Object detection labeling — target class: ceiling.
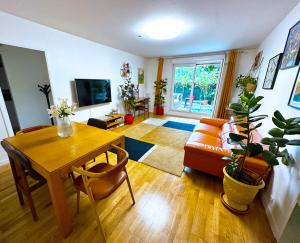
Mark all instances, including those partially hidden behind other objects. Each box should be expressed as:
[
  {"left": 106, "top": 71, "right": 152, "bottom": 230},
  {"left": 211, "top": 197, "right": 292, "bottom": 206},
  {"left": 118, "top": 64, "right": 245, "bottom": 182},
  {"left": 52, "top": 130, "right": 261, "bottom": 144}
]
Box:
[{"left": 0, "top": 0, "right": 298, "bottom": 57}]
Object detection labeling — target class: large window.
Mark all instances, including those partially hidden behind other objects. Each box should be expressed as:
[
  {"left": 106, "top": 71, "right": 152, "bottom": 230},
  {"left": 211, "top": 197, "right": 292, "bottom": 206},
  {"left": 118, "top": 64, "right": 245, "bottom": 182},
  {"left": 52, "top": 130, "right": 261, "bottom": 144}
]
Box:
[{"left": 171, "top": 62, "right": 223, "bottom": 116}]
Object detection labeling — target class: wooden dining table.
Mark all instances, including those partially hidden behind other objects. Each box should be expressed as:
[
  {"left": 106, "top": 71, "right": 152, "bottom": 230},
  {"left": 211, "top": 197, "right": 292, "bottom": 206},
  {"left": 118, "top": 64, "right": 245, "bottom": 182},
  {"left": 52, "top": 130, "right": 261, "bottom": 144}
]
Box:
[{"left": 4, "top": 122, "right": 125, "bottom": 237}]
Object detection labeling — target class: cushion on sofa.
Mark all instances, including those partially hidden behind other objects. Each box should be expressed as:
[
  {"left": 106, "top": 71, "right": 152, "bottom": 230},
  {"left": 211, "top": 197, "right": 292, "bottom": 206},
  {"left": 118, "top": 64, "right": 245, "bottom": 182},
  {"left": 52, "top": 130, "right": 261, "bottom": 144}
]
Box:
[
  {"left": 187, "top": 132, "right": 221, "bottom": 147},
  {"left": 194, "top": 123, "right": 222, "bottom": 137}
]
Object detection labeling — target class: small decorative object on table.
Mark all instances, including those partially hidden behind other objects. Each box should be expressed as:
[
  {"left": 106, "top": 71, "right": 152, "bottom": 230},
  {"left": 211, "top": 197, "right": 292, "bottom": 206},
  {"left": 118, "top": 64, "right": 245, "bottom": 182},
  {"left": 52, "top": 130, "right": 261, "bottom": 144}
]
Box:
[
  {"left": 47, "top": 99, "right": 77, "bottom": 138},
  {"left": 119, "top": 78, "right": 138, "bottom": 124}
]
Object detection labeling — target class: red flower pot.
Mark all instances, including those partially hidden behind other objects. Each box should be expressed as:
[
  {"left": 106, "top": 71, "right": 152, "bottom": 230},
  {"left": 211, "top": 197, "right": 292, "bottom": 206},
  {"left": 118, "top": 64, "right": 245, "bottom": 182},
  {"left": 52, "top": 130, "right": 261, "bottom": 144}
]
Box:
[
  {"left": 124, "top": 114, "right": 134, "bottom": 124},
  {"left": 156, "top": 106, "right": 164, "bottom": 115}
]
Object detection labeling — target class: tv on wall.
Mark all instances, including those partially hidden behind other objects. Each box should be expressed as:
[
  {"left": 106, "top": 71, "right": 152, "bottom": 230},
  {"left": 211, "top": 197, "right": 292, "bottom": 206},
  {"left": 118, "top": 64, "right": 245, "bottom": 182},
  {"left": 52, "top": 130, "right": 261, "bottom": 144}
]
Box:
[{"left": 75, "top": 79, "right": 112, "bottom": 107}]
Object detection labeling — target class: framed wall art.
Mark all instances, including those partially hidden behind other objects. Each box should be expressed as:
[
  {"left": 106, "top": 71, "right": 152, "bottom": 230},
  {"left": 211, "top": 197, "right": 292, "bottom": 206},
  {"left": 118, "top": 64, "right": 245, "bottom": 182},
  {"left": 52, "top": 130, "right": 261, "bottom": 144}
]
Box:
[
  {"left": 281, "top": 20, "right": 300, "bottom": 70},
  {"left": 263, "top": 53, "right": 282, "bottom": 89},
  {"left": 288, "top": 67, "right": 300, "bottom": 109},
  {"left": 138, "top": 68, "right": 144, "bottom": 84}
]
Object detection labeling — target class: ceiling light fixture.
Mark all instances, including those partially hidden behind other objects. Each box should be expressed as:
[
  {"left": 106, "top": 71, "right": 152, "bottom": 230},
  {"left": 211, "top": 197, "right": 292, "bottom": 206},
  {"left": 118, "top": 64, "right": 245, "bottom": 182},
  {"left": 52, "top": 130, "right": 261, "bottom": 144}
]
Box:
[{"left": 143, "top": 19, "right": 185, "bottom": 40}]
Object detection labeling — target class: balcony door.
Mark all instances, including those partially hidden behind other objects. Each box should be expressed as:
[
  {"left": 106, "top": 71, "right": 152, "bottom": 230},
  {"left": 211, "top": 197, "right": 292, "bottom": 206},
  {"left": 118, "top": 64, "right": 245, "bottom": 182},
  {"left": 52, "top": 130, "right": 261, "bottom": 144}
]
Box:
[{"left": 171, "top": 61, "right": 223, "bottom": 116}]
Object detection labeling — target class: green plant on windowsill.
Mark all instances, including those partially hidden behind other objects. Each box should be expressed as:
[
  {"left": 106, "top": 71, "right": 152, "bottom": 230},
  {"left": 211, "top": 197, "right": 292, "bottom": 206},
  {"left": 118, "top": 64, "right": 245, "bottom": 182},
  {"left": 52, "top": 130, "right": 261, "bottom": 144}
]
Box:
[{"left": 222, "top": 92, "right": 300, "bottom": 213}]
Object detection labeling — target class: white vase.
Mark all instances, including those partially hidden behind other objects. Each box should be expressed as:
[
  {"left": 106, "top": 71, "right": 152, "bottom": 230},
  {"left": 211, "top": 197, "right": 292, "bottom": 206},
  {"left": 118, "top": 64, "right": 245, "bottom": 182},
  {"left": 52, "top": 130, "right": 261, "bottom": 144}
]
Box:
[{"left": 57, "top": 117, "right": 73, "bottom": 138}]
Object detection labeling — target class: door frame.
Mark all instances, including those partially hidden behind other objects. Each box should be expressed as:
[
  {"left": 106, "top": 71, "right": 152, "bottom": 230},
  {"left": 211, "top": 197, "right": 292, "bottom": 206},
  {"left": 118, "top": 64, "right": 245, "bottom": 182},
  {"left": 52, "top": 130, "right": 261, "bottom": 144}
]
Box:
[{"left": 169, "top": 59, "right": 225, "bottom": 117}]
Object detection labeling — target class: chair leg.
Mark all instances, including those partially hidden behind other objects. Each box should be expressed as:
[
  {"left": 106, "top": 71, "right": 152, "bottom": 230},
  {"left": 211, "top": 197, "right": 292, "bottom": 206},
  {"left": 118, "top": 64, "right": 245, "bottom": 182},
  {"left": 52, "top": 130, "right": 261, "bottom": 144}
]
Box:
[
  {"left": 16, "top": 186, "right": 25, "bottom": 206},
  {"left": 26, "top": 192, "right": 38, "bottom": 221},
  {"left": 90, "top": 199, "right": 106, "bottom": 242},
  {"left": 105, "top": 152, "right": 109, "bottom": 164},
  {"left": 76, "top": 190, "right": 80, "bottom": 214},
  {"left": 125, "top": 176, "right": 135, "bottom": 205}
]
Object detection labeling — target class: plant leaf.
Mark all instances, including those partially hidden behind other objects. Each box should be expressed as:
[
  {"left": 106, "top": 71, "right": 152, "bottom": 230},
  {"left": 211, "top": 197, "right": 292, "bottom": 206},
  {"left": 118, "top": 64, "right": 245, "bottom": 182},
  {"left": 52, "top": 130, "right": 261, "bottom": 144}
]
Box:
[
  {"left": 274, "top": 110, "right": 285, "bottom": 122},
  {"left": 229, "top": 133, "right": 247, "bottom": 142},
  {"left": 249, "top": 104, "right": 261, "bottom": 113},
  {"left": 248, "top": 143, "right": 263, "bottom": 157},
  {"left": 230, "top": 103, "right": 243, "bottom": 111},
  {"left": 232, "top": 149, "right": 245, "bottom": 155},
  {"left": 262, "top": 150, "right": 279, "bottom": 166},
  {"left": 286, "top": 128, "right": 300, "bottom": 135},
  {"left": 261, "top": 137, "right": 276, "bottom": 145},
  {"left": 272, "top": 117, "right": 286, "bottom": 129},
  {"left": 287, "top": 139, "right": 300, "bottom": 146},
  {"left": 268, "top": 128, "right": 284, "bottom": 138}
]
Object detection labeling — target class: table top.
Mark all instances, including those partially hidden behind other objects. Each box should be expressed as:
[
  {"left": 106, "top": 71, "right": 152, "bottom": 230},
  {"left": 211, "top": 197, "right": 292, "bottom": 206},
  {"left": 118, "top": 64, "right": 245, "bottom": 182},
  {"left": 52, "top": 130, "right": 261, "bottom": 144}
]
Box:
[{"left": 4, "top": 122, "right": 123, "bottom": 174}]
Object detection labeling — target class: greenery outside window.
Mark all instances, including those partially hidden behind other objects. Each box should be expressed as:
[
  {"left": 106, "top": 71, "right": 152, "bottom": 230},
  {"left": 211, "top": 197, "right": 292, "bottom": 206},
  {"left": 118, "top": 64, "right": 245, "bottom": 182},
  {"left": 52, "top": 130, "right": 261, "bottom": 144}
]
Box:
[{"left": 171, "top": 61, "right": 223, "bottom": 116}]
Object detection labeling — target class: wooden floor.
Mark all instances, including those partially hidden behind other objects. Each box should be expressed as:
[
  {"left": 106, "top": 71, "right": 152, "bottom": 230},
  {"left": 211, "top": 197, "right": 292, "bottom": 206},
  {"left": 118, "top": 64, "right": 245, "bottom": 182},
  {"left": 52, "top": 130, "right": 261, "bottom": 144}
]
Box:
[{"left": 0, "top": 114, "right": 275, "bottom": 243}]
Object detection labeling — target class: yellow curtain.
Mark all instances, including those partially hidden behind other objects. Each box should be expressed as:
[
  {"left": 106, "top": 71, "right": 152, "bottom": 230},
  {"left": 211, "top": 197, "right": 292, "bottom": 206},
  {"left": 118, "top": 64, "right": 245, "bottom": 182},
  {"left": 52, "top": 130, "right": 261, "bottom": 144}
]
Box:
[
  {"left": 153, "top": 57, "right": 164, "bottom": 112},
  {"left": 216, "top": 50, "right": 237, "bottom": 119}
]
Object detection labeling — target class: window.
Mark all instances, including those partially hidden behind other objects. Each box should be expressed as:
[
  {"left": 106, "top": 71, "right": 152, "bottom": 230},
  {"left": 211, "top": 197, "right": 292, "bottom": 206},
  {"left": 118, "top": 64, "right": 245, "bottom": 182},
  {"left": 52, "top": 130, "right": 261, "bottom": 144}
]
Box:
[{"left": 171, "top": 61, "right": 223, "bottom": 116}]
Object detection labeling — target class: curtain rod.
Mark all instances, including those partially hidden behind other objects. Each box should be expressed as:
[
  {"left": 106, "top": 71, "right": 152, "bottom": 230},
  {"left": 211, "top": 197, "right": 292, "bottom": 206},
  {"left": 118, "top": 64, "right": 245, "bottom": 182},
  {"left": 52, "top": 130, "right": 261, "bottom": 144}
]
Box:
[{"left": 151, "top": 48, "right": 257, "bottom": 60}]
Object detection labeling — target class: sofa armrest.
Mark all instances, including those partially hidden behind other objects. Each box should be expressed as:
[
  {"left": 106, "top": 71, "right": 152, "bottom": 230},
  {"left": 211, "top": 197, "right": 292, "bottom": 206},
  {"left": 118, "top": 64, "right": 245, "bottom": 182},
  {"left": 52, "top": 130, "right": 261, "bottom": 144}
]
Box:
[
  {"left": 185, "top": 141, "right": 231, "bottom": 158},
  {"left": 199, "top": 117, "right": 228, "bottom": 128}
]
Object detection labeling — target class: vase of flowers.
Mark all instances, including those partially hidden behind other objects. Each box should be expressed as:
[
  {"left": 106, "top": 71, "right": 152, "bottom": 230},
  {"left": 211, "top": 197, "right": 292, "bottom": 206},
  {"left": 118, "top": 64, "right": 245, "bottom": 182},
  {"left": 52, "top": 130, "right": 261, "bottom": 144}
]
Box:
[
  {"left": 47, "top": 99, "right": 76, "bottom": 138},
  {"left": 119, "top": 79, "right": 138, "bottom": 124}
]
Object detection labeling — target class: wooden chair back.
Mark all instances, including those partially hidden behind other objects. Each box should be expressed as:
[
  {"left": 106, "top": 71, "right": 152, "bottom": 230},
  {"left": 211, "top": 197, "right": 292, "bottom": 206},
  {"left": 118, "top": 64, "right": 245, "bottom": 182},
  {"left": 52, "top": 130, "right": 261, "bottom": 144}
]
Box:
[
  {"left": 1, "top": 141, "right": 42, "bottom": 180},
  {"left": 16, "top": 125, "right": 52, "bottom": 135},
  {"left": 72, "top": 144, "right": 128, "bottom": 189}
]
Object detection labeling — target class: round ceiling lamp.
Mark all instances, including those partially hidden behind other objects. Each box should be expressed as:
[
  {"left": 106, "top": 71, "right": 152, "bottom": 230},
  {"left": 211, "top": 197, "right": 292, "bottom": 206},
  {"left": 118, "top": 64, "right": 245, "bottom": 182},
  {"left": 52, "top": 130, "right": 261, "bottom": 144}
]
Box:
[{"left": 143, "top": 19, "right": 185, "bottom": 40}]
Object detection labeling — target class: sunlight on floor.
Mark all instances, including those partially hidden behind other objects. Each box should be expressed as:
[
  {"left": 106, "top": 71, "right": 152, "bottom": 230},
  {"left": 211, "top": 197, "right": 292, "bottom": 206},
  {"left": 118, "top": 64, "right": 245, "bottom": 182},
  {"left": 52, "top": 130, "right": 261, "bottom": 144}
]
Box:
[{"left": 137, "top": 193, "right": 170, "bottom": 230}]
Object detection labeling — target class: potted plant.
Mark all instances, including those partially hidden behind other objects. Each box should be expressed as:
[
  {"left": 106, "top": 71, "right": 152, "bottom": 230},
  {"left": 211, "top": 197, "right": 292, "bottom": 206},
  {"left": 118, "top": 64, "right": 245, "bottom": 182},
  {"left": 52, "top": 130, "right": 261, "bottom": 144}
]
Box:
[
  {"left": 154, "top": 79, "right": 167, "bottom": 115},
  {"left": 235, "top": 75, "right": 258, "bottom": 95},
  {"left": 119, "top": 79, "right": 137, "bottom": 124},
  {"left": 222, "top": 92, "right": 300, "bottom": 213},
  {"left": 47, "top": 99, "right": 76, "bottom": 138}
]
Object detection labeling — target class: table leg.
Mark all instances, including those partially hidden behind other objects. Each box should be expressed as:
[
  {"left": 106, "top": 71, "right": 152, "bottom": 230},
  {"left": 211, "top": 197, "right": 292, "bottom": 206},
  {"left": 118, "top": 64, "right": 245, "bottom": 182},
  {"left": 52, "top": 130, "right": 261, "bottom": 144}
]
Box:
[{"left": 47, "top": 173, "right": 73, "bottom": 237}]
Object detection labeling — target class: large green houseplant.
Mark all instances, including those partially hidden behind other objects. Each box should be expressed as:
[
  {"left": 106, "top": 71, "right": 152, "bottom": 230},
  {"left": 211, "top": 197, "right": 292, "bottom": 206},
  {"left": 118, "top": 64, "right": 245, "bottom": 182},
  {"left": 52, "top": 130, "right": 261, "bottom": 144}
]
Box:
[
  {"left": 222, "top": 92, "right": 300, "bottom": 213},
  {"left": 154, "top": 79, "right": 167, "bottom": 115}
]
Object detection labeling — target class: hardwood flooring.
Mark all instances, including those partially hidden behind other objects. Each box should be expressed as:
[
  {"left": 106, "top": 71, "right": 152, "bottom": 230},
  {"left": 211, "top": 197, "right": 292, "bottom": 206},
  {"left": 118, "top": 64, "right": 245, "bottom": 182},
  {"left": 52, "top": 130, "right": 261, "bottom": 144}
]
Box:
[{"left": 0, "top": 114, "right": 275, "bottom": 243}]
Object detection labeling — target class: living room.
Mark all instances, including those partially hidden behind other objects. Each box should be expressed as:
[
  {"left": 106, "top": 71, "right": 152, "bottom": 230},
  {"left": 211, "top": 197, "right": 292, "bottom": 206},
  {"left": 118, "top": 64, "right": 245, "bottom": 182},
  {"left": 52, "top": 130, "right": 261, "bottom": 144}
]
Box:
[{"left": 0, "top": 1, "right": 299, "bottom": 242}]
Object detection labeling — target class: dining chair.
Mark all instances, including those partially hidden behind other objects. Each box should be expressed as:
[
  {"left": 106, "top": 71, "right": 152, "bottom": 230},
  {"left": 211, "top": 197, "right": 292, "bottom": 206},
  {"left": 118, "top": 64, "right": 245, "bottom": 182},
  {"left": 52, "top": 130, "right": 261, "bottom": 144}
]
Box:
[
  {"left": 87, "top": 118, "right": 109, "bottom": 164},
  {"left": 16, "top": 125, "right": 52, "bottom": 135},
  {"left": 134, "top": 98, "right": 150, "bottom": 119},
  {"left": 71, "top": 144, "right": 135, "bottom": 242},
  {"left": 1, "top": 141, "right": 46, "bottom": 221}
]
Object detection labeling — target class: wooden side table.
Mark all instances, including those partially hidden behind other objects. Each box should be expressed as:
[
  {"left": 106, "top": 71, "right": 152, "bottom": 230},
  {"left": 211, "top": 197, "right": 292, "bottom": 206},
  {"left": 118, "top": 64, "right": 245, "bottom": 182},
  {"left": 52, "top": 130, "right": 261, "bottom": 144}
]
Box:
[{"left": 97, "top": 114, "right": 124, "bottom": 130}]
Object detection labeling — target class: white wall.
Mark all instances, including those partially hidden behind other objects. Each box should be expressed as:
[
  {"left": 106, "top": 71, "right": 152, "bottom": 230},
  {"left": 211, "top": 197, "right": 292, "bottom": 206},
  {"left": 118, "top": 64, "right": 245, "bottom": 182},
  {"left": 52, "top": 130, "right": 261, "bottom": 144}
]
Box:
[
  {"left": 230, "top": 49, "right": 257, "bottom": 102},
  {"left": 254, "top": 3, "right": 300, "bottom": 241},
  {"left": 0, "top": 45, "right": 52, "bottom": 129},
  {"left": 0, "top": 11, "right": 144, "bottom": 123},
  {"left": 145, "top": 50, "right": 255, "bottom": 119}
]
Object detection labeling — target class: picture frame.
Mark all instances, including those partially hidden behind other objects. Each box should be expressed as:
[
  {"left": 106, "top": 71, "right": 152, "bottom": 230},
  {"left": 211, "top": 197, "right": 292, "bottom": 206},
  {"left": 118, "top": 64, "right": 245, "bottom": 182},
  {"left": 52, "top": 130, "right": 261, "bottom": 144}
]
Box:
[
  {"left": 281, "top": 20, "right": 300, "bottom": 70},
  {"left": 263, "top": 53, "right": 282, "bottom": 89},
  {"left": 138, "top": 68, "right": 144, "bottom": 84},
  {"left": 288, "top": 67, "right": 300, "bottom": 109}
]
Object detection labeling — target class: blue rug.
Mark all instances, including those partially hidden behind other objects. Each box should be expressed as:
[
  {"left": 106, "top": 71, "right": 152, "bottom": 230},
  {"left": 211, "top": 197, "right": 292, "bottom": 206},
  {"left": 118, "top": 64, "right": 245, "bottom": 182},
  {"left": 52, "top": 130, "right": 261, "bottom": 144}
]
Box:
[
  {"left": 162, "top": 121, "right": 195, "bottom": 132},
  {"left": 112, "top": 137, "right": 154, "bottom": 161}
]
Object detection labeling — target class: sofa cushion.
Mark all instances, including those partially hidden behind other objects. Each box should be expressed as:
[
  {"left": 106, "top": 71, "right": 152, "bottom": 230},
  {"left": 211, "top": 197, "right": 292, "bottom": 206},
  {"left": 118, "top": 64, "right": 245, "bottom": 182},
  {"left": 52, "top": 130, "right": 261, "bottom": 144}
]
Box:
[
  {"left": 194, "top": 123, "right": 221, "bottom": 137},
  {"left": 187, "top": 132, "right": 221, "bottom": 147}
]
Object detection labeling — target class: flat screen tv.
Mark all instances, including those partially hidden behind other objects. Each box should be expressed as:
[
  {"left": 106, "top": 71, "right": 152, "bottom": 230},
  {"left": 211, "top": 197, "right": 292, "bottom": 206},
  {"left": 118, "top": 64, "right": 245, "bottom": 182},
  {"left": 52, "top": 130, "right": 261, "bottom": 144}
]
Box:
[{"left": 75, "top": 79, "right": 112, "bottom": 107}]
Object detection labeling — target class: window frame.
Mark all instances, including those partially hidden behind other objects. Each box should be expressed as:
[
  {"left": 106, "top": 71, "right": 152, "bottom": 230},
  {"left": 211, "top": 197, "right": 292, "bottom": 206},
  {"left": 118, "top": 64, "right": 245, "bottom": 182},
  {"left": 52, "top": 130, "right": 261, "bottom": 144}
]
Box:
[{"left": 170, "top": 59, "right": 224, "bottom": 116}]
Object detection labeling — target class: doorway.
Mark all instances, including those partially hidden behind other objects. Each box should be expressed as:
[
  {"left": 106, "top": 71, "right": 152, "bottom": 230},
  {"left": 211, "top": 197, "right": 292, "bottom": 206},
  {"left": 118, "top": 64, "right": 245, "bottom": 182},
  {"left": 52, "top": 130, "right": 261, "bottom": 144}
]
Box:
[
  {"left": 0, "top": 55, "right": 20, "bottom": 133},
  {"left": 171, "top": 61, "right": 223, "bottom": 116}
]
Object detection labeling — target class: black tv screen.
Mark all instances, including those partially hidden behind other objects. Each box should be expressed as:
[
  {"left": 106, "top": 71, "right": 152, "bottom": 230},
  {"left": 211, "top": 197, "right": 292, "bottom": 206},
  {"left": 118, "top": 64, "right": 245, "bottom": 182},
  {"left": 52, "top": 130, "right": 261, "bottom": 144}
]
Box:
[{"left": 75, "top": 79, "right": 112, "bottom": 107}]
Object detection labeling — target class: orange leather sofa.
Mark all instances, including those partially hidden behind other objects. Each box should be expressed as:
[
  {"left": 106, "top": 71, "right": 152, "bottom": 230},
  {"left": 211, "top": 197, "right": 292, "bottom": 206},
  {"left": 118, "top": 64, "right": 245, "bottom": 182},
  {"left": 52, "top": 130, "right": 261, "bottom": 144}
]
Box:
[{"left": 184, "top": 117, "right": 269, "bottom": 178}]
